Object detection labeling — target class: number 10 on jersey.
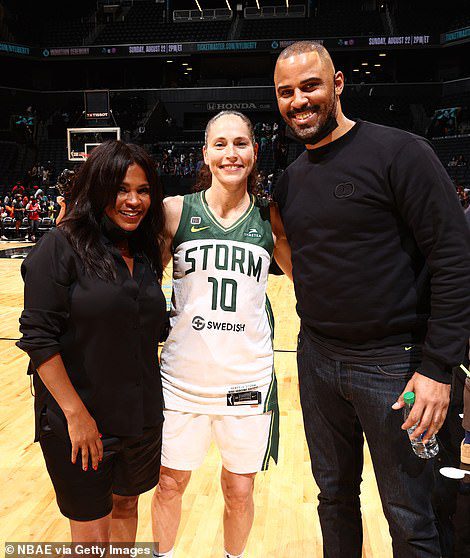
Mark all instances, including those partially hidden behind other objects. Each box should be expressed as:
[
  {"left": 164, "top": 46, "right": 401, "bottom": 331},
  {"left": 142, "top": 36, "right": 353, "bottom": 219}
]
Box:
[{"left": 208, "top": 277, "right": 237, "bottom": 312}]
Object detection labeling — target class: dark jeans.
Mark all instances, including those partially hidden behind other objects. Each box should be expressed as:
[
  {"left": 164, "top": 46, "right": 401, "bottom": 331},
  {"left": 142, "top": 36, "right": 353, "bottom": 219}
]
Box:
[{"left": 297, "top": 330, "right": 440, "bottom": 558}]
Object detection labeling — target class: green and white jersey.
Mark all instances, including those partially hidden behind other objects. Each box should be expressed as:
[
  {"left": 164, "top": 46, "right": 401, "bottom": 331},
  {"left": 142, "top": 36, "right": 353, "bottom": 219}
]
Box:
[{"left": 161, "top": 190, "right": 278, "bottom": 416}]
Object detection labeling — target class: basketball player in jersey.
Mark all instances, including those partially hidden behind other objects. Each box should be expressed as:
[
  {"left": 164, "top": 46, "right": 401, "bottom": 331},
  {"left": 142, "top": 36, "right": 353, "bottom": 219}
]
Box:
[{"left": 152, "top": 111, "right": 292, "bottom": 558}]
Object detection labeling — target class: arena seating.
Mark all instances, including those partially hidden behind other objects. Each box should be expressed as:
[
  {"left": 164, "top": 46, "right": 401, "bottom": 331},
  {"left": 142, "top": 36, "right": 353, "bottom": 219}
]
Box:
[
  {"left": 239, "top": 1, "right": 384, "bottom": 40},
  {"left": 94, "top": 2, "right": 232, "bottom": 45},
  {"left": 0, "top": 142, "right": 18, "bottom": 184},
  {"left": 3, "top": 0, "right": 468, "bottom": 50},
  {"left": 37, "top": 139, "right": 69, "bottom": 180},
  {"left": 394, "top": 0, "right": 469, "bottom": 35},
  {"left": 40, "top": 19, "right": 95, "bottom": 47},
  {"left": 432, "top": 136, "right": 470, "bottom": 185},
  {"left": 0, "top": 141, "right": 36, "bottom": 189},
  {"left": 1, "top": 0, "right": 96, "bottom": 47},
  {"left": 6, "top": 0, "right": 387, "bottom": 48}
]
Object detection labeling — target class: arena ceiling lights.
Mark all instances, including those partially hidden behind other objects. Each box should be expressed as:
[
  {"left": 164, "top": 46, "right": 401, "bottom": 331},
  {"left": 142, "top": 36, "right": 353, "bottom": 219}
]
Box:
[{"left": 195, "top": 0, "right": 233, "bottom": 11}]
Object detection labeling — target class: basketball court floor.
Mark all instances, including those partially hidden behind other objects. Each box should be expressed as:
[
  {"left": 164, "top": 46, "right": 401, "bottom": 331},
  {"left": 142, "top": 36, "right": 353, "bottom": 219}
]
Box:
[{"left": 0, "top": 239, "right": 392, "bottom": 557}]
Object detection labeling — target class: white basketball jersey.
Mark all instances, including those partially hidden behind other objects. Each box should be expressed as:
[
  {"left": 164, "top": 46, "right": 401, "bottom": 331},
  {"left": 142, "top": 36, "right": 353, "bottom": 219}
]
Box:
[{"left": 160, "top": 191, "right": 278, "bottom": 415}]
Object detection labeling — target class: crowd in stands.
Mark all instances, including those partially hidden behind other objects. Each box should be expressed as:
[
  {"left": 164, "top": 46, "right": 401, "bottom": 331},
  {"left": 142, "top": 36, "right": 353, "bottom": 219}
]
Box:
[
  {"left": 0, "top": 163, "right": 62, "bottom": 242},
  {"left": 448, "top": 154, "right": 468, "bottom": 168},
  {"left": 25, "top": 161, "right": 54, "bottom": 189},
  {"left": 1, "top": 121, "right": 469, "bottom": 242},
  {"left": 256, "top": 121, "right": 281, "bottom": 150},
  {"left": 154, "top": 146, "right": 203, "bottom": 178},
  {"left": 427, "top": 108, "right": 470, "bottom": 138},
  {"left": 456, "top": 183, "right": 470, "bottom": 208},
  {"left": 150, "top": 120, "right": 290, "bottom": 198}
]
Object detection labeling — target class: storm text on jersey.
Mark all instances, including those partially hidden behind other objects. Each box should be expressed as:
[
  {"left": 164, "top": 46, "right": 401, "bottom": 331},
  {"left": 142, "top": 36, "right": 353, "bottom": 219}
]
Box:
[{"left": 184, "top": 243, "right": 263, "bottom": 282}]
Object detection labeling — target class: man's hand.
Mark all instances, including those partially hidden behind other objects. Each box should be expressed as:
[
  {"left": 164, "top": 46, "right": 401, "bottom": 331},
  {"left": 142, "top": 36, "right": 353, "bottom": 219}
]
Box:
[{"left": 392, "top": 372, "right": 450, "bottom": 443}]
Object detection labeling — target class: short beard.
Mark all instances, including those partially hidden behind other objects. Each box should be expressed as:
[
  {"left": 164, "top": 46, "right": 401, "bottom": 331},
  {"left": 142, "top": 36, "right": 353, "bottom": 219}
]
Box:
[{"left": 286, "top": 94, "right": 337, "bottom": 144}]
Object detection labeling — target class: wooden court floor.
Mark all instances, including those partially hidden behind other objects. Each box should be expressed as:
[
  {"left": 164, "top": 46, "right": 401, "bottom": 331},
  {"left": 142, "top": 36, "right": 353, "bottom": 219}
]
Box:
[{"left": 0, "top": 246, "right": 393, "bottom": 557}]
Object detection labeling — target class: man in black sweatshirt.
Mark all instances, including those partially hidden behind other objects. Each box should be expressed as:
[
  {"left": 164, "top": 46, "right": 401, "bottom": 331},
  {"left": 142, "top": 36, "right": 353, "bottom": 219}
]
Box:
[{"left": 273, "top": 41, "right": 470, "bottom": 558}]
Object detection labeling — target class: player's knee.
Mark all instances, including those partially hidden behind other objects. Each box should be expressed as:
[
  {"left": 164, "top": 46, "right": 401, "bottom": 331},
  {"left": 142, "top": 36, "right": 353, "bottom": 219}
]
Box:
[
  {"left": 222, "top": 480, "right": 254, "bottom": 513},
  {"left": 112, "top": 494, "right": 139, "bottom": 519},
  {"left": 156, "top": 471, "right": 190, "bottom": 500}
]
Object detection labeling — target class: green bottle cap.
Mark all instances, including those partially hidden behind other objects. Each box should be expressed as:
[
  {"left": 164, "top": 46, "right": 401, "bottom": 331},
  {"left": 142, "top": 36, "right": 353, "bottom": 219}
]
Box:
[{"left": 403, "top": 392, "right": 415, "bottom": 405}]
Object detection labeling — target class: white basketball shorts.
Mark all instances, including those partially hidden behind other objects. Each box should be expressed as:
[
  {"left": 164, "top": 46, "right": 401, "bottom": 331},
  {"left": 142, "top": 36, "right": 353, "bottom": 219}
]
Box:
[{"left": 161, "top": 409, "right": 278, "bottom": 474}]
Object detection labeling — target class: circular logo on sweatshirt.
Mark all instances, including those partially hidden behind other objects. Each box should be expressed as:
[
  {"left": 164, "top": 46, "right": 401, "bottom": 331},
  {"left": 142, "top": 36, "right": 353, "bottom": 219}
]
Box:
[{"left": 334, "top": 182, "right": 355, "bottom": 199}]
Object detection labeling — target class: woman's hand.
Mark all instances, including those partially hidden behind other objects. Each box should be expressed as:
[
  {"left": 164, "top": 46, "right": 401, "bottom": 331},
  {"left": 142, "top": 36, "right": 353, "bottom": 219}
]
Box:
[
  {"left": 67, "top": 409, "right": 103, "bottom": 471},
  {"left": 35, "top": 355, "right": 104, "bottom": 472}
]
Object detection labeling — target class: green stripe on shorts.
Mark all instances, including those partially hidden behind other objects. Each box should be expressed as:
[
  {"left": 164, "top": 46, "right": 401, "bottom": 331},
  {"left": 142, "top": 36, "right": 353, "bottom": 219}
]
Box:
[{"left": 261, "top": 409, "right": 279, "bottom": 470}]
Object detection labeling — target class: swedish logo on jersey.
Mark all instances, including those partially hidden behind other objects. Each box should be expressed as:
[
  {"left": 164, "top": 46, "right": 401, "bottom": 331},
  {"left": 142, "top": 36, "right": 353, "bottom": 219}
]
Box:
[
  {"left": 244, "top": 227, "right": 262, "bottom": 239},
  {"left": 192, "top": 316, "right": 206, "bottom": 330},
  {"left": 191, "top": 315, "right": 246, "bottom": 333}
]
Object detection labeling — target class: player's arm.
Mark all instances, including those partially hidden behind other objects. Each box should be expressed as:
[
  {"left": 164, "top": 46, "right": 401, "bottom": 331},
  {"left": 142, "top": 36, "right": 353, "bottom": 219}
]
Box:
[
  {"left": 270, "top": 202, "right": 293, "bottom": 281},
  {"left": 55, "top": 196, "right": 66, "bottom": 225},
  {"left": 162, "top": 196, "right": 184, "bottom": 268}
]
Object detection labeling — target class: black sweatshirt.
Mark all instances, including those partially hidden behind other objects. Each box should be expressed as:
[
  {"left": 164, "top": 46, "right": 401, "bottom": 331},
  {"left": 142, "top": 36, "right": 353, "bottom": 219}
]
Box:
[{"left": 274, "top": 120, "right": 470, "bottom": 383}]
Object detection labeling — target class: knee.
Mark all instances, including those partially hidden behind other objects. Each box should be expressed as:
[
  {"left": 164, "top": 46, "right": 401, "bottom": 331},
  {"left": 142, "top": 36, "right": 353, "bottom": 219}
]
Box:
[
  {"left": 155, "top": 470, "right": 190, "bottom": 502},
  {"left": 222, "top": 479, "right": 254, "bottom": 514},
  {"left": 112, "top": 495, "right": 139, "bottom": 519}
]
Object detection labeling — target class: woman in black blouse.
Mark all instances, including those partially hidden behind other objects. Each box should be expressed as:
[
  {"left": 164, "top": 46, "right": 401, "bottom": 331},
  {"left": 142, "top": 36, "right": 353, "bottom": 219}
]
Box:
[{"left": 17, "top": 141, "right": 167, "bottom": 543}]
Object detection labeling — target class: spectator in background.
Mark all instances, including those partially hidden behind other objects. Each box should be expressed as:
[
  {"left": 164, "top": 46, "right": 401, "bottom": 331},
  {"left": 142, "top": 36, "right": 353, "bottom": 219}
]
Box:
[
  {"left": 12, "top": 194, "right": 25, "bottom": 238},
  {"left": 259, "top": 136, "right": 268, "bottom": 152},
  {"left": 4, "top": 198, "right": 14, "bottom": 219},
  {"left": 0, "top": 202, "right": 8, "bottom": 240},
  {"left": 456, "top": 183, "right": 469, "bottom": 208},
  {"left": 47, "top": 198, "right": 56, "bottom": 220},
  {"left": 26, "top": 197, "right": 40, "bottom": 242},
  {"left": 195, "top": 157, "right": 204, "bottom": 174},
  {"left": 12, "top": 182, "right": 25, "bottom": 196},
  {"left": 42, "top": 167, "right": 51, "bottom": 186},
  {"left": 278, "top": 144, "right": 288, "bottom": 169}
]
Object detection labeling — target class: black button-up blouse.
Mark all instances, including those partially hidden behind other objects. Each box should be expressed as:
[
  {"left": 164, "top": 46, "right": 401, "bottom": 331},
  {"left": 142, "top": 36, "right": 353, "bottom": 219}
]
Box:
[{"left": 17, "top": 228, "right": 166, "bottom": 440}]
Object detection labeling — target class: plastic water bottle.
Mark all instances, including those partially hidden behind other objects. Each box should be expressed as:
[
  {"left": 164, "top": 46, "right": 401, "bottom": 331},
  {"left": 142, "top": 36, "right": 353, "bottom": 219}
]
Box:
[{"left": 403, "top": 391, "right": 439, "bottom": 459}]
